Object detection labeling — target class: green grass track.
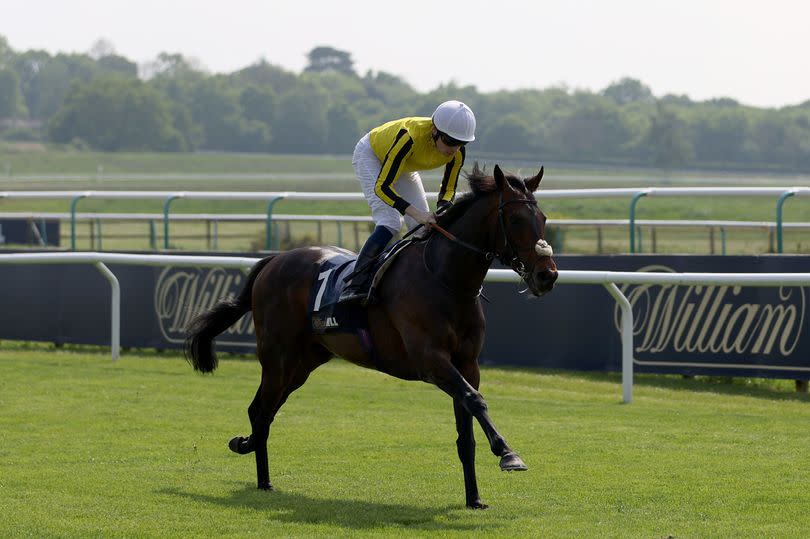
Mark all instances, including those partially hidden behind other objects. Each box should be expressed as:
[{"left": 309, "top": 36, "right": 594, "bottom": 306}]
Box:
[{"left": 1, "top": 344, "right": 809, "bottom": 537}]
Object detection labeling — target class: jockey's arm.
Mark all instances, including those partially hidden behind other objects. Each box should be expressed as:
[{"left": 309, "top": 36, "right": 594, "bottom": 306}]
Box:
[{"left": 405, "top": 205, "right": 436, "bottom": 226}]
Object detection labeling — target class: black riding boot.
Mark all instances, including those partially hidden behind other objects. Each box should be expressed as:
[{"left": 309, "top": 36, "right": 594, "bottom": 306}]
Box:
[{"left": 338, "top": 227, "right": 391, "bottom": 304}]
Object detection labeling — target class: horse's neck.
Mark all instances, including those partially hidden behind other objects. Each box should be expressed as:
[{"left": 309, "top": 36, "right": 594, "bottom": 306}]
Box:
[{"left": 430, "top": 201, "right": 496, "bottom": 292}]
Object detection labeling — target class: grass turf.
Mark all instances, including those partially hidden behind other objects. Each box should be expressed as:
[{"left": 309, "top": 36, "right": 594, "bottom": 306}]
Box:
[{"left": 1, "top": 344, "right": 809, "bottom": 538}]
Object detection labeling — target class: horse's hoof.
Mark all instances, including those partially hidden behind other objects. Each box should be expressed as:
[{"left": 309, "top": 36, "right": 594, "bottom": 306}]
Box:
[
  {"left": 499, "top": 452, "right": 528, "bottom": 471},
  {"left": 257, "top": 482, "right": 273, "bottom": 491},
  {"left": 467, "top": 500, "right": 489, "bottom": 510},
  {"left": 228, "top": 436, "right": 252, "bottom": 454}
]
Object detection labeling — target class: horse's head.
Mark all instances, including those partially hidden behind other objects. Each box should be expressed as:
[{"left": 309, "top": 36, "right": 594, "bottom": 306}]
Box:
[
  {"left": 460, "top": 163, "right": 558, "bottom": 296},
  {"left": 492, "top": 164, "right": 558, "bottom": 296}
]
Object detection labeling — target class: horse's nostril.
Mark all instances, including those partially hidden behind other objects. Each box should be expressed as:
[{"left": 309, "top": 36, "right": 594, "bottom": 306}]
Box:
[{"left": 539, "top": 269, "right": 558, "bottom": 282}]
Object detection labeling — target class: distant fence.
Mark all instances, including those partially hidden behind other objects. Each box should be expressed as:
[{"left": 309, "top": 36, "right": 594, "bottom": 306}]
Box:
[
  {"left": 2, "top": 187, "right": 809, "bottom": 251},
  {"left": 2, "top": 251, "right": 809, "bottom": 403},
  {"left": 4, "top": 211, "right": 810, "bottom": 253},
  {"left": 0, "top": 211, "right": 375, "bottom": 251}
]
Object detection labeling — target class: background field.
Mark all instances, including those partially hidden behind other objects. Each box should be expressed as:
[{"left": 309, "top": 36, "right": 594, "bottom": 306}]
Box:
[
  {"left": 1, "top": 342, "right": 809, "bottom": 538},
  {"left": 2, "top": 150, "right": 810, "bottom": 254}
]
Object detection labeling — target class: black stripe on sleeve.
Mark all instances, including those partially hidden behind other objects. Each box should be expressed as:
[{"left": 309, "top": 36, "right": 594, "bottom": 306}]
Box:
[
  {"left": 379, "top": 136, "right": 414, "bottom": 214},
  {"left": 439, "top": 146, "right": 466, "bottom": 203}
]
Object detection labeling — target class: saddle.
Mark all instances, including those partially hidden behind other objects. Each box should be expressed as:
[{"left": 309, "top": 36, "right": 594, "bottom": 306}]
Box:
[{"left": 308, "top": 239, "right": 412, "bottom": 334}]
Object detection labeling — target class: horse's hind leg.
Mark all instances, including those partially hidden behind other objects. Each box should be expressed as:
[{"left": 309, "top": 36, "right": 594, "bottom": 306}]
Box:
[
  {"left": 230, "top": 346, "right": 330, "bottom": 490},
  {"left": 229, "top": 387, "right": 262, "bottom": 455},
  {"left": 229, "top": 368, "right": 285, "bottom": 490}
]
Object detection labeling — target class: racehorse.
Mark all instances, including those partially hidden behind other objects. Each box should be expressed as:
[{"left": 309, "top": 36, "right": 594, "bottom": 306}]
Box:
[{"left": 185, "top": 163, "right": 558, "bottom": 509}]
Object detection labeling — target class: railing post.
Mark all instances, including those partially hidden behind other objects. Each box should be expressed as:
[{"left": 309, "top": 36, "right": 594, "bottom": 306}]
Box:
[
  {"left": 163, "top": 194, "right": 182, "bottom": 250},
  {"left": 776, "top": 190, "right": 797, "bottom": 254},
  {"left": 93, "top": 261, "right": 120, "bottom": 360},
  {"left": 149, "top": 220, "right": 156, "bottom": 250},
  {"left": 603, "top": 282, "right": 634, "bottom": 404},
  {"left": 596, "top": 226, "right": 603, "bottom": 254},
  {"left": 26, "top": 217, "right": 36, "bottom": 246},
  {"left": 96, "top": 218, "right": 103, "bottom": 250},
  {"left": 69, "top": 194, "right": 87, "bottom": 251},
  {"left": 213, "top": 220, "right": 219, "bottom": 251},
  {"left": 265, "top": 196, "right": 284, "bottom": 250},
  {"left": 629, "top": 191, "right": 649, "bottom": 254},
  {"left": 720, "top": 227, "right": 727, "bottom": 255},
  {"left": 39, "top": 219, "right": 48, "bottom": 246}
]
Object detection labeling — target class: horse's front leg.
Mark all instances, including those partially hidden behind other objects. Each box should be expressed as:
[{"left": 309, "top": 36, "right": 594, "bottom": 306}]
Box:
[
  {"left": 453, "top": 399, "right": 485, "bottom": 509},
  {"left": 435, "top": 363, "right": 527, "bottom": 473}
]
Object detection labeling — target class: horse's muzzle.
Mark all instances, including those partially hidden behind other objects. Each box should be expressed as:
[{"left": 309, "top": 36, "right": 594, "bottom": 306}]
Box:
[{"left": 529, "top": 268, "right": 558, "bottom": 296}]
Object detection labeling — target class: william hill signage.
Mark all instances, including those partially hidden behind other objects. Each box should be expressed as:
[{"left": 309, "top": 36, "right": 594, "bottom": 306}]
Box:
[
  {"left": 617, "top": 265, "right": 805, "bottom": 358},
  {"left": 0, "top": 254, "right": 807, "bottom": 378},
  {"left": 155, "top": 266, "right": 254, "bottom": 347}
]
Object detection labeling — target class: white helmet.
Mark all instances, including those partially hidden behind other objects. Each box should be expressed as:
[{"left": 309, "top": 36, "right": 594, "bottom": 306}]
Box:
[{"left": 432, "top": 100, "right": 476, "bottom": 142}]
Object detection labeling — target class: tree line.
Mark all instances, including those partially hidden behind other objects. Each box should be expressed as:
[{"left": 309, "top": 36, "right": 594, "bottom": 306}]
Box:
[{"left": 1, "top": 37, "right": 810, "bottom": 172}]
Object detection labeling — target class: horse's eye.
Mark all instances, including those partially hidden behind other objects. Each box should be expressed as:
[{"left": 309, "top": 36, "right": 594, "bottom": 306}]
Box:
[{"left": 509, "top": 215, "right": 523, "bottom": 225}]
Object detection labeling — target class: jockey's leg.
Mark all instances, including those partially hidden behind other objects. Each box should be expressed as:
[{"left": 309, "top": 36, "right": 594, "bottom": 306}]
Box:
[
  {"left": 338, "top": 225, "right": 393, "bottom": 304},
  {"left": 397, "top": 172, "right": 429, "bottom": 233},
  {"left": 341, "top": 133, "right": 402, "bottom": 305}
]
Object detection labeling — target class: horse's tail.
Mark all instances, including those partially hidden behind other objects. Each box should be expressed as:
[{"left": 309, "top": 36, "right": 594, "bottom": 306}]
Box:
[{"left": 184, "top": 255, "right": 276, "bottom": 373}]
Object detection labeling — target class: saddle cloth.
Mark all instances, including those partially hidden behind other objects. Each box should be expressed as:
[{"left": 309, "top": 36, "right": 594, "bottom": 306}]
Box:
[{"left": 307, "top": 239, "right": 412, "bottom": 334}]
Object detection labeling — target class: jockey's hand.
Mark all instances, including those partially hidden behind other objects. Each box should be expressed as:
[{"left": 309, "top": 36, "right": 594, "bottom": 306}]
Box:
[
  {"left": 436, "top": 200, "right": 452, "bottom": 216},
  {"left": 405, "top": 205, "right": 436, "bottom": 226}
]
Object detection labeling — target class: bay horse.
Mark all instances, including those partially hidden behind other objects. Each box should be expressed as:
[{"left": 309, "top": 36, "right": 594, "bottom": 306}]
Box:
[{"left": 185, "top": 163, "right": 558, "bottom": 509}]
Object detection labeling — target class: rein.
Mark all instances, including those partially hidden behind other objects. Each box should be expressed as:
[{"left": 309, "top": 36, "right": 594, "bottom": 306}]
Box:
[
  {"left": 428, "top": 223, "right": 495, "bottom": 261},
  {"left": 428, "top": 193, "right": 540, "bottom": 279}
]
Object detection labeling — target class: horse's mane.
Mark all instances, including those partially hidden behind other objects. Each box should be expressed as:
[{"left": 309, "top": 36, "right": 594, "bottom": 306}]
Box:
[{"left": 437, "top": 162, "right": 528, "bottom": 227}]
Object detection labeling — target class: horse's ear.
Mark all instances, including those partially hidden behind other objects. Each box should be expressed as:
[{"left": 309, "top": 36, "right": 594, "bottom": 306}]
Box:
[
  {"left": 494, "top": 164, "right": 505, "bottom": 189},
  {"left": 525, "top": 166, "right": 544, "bottom": 192}
]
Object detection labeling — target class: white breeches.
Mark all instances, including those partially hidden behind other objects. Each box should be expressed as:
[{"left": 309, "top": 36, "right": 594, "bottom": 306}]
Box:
[{"left": 352, "top": 133, "right": 429, "bottom": 234}]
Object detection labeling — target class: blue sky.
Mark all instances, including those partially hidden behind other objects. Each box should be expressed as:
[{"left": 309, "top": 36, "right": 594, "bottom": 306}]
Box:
[{"left": 3, "top": 0, "right": 808, "bottom": 108}]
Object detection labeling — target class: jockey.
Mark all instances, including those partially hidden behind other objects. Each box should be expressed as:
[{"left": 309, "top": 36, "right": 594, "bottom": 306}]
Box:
[{"left": 338, "top": 100, "right": 476, "bottom": 305}]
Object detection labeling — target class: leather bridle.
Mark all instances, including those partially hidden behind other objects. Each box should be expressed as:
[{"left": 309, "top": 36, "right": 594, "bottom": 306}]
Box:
[{"left": 429, "top": 191, "right": 544, "bottom": 279}]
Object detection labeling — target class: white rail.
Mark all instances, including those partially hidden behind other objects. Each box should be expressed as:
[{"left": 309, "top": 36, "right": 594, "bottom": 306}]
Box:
[
  {"left": 3, "top": 187, "right": 809, "bottom": 252},
  {"left": 5, "top": 172, "right": 810, "bottom": 186},
  {"left": 0, "top": 190, "right": 374, "bottom": 200},
  {"left": 5, "top": 212, "right": 810, "bottom": 255},
  {"left": 1, "top": 252, "right": 809, "bottom": 404},
  {"left": 0, "top": 211, "right": 374, "bottom": 222},
  {"left": 537, "top": 186, "right": 810, "bottom": 198},
  {"left": 3, "top": 187, "right": 809, "bottom": 200},
  {"left": 4, "top": 211, "right": 810, "bottom": 229}
]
